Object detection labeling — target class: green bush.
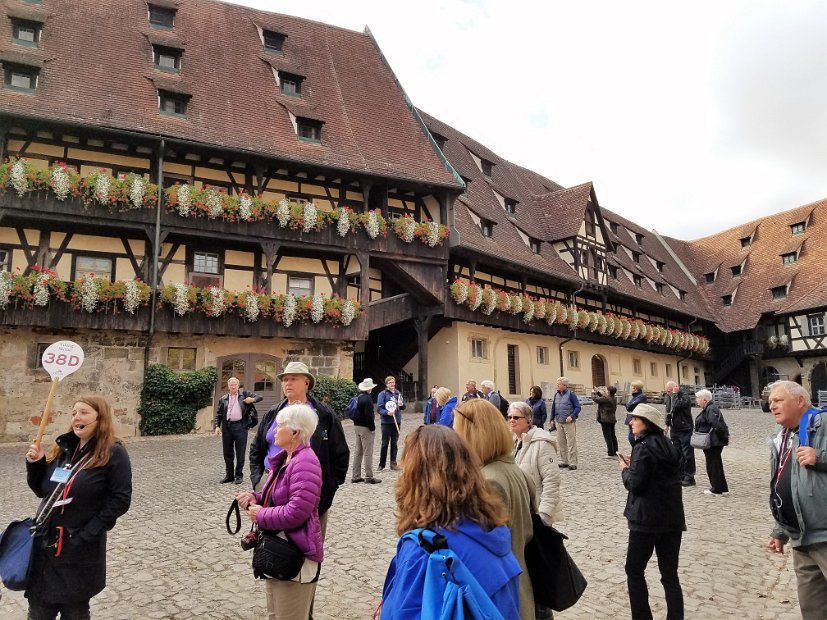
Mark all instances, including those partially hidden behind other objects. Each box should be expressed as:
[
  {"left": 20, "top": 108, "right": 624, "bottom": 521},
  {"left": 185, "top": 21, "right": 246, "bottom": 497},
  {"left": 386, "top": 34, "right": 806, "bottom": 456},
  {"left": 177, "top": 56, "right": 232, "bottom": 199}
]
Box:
[
  {"left": 139, "top": 365, "right": 217, "bottom": 435},
  {"left": 312, "top": 375, "right": 358, "bottom": 419}
]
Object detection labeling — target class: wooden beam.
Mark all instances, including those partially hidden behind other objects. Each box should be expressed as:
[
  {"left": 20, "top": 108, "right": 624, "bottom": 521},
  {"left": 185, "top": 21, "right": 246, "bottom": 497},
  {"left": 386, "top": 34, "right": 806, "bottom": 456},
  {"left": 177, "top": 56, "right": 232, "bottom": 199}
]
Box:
[
  {"left": 358, "top": 252, "right": 370, "bottom": 304},
  {"left": 16, "top": 227, "right": 37, "bottom": 269},
  {"left": 120, "top": 236, "right": 143, "bottom": 279},
  {"left": 158, "top": 242, "right": 180, "bottom": 280},
  {"left": 48, "top": 232, "right": 74, "bottom": 270}
]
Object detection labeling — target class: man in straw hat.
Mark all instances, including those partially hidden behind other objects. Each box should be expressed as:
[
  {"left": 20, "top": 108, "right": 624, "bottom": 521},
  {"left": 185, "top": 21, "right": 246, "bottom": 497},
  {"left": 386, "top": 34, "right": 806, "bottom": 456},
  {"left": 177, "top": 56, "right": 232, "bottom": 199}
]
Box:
[
  {"left": 351, "top": 378, "right": 382, "bottom": 484},
  {"left": 249, "top": 361, "right": 350, "bottom": 537}
]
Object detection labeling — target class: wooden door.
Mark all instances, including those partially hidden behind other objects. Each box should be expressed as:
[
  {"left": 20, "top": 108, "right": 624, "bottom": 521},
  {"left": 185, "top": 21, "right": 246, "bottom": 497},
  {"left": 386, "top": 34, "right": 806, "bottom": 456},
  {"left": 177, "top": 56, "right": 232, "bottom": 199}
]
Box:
[
  {"left": 216, "top": 354, "right": 282, "bottom": 415},
  {"left": 591, "top": 355, "right": 606, "bottom": 388}
]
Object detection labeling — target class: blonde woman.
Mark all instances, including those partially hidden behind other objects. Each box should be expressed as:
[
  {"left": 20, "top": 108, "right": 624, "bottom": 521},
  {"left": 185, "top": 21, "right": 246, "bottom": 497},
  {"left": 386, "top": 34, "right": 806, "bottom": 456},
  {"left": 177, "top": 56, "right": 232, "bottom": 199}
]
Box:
[
  {"left": 435, "top": 386, "right": 458, "bottom": 427},
  {"left": 507, "top": 401, "right": 562, "bottom": 525},
  {"left": 454, "top": 398, "right": 535, "bottom": 620}
]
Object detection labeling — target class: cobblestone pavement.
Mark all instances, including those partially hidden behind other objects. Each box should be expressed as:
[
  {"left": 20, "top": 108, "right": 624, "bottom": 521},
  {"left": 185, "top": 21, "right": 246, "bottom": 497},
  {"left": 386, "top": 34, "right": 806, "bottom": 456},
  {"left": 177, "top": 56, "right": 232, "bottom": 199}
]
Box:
[{"left": 0, "top": 405, "right": 803, "bottom": 619}]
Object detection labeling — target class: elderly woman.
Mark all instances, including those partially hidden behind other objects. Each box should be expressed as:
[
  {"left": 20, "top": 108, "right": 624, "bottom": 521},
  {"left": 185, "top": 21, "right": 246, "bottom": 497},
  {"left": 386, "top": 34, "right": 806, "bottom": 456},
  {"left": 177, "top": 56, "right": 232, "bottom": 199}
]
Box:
[
  {"left": 619, "top": 403, "right": 686, "bottom": 620},
  {"left": 454, "top": 399, "right": 535, "bottom": 620},
  {"left": 508, "top": 401, "right": 562, "bottom": 526},
  {"left": 435, "top": 386, "right": 458, "bottom": 427},
  {"left": 237, "top": 404, "right": 323, "bottom": 620},
  {"left": 693, "top": 389, "right": 730, "bottom": 497},
  {"left": 381, "top": 425, "right": 521, "bottom": 618},
  {"left": 625, "top": 380, "right": 647, "bottom": 447},
  {"left": 527, "top": 386, "right": 548, "bottom": 429},
  {"left": 593, "top": 385, "right": 619, "bottom": 457},
  {"left": 24, "top": 395, "right": 133, "bottom": 620}
]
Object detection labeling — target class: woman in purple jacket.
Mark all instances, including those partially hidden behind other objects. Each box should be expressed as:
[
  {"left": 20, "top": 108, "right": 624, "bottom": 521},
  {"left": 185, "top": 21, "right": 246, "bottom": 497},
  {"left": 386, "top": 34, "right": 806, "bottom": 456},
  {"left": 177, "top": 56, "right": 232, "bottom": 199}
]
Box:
[{"left": 236, "top": 404, "right": 323, "bottom": 619}]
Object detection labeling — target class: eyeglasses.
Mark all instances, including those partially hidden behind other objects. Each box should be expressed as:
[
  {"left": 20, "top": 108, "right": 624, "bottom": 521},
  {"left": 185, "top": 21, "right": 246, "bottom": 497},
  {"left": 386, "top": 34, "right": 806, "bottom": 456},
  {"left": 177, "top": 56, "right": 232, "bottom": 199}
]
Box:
[{"left": 506, "top": 416, "right": 526, "bottom": 421}]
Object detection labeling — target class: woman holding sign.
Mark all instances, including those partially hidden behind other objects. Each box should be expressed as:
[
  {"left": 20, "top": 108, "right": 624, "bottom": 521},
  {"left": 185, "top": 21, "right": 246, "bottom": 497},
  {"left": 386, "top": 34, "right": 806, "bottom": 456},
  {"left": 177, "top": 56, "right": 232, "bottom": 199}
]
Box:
[{"left": 24, "top": 395, "right": 132, "bottom": 619}]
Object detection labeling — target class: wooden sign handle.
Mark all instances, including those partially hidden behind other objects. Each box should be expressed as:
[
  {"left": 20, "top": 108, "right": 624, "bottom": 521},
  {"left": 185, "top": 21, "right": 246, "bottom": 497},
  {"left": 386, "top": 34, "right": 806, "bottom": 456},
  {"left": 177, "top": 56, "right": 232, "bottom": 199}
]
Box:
[{"left": 34, "top": 378, "right": 59, "bottom": 448}]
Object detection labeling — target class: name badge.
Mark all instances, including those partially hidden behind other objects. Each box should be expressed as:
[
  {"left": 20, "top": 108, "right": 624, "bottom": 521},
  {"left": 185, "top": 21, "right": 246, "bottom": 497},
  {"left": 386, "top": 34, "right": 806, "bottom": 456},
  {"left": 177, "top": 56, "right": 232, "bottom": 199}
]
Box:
[{"left": 50, "top": 467, "right": 71, "bottom": 484}]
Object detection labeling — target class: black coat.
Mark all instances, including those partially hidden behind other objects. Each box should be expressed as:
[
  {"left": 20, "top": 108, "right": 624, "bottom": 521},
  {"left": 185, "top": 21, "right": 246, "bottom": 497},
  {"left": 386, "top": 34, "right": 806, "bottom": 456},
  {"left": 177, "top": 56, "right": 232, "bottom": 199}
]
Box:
[
  {"left": 694, "top": 402, "right": 730, "bottom": 448},
  {"left": 249, "top": 395, "right": 350, "bottom": 514},
  {"left": 593, "top": 393, "right": 618, "bottom": 424},
  {"left": 665, "top": 389, "right": 693, "bottom": 431},
  {"left": 214, "top": 389, "right": 262, "bottom": 430},
  {"left": 622, "top": 431, "right": 686, "bottom": 533},
  {"left": 353, "top": 392, "right": 376, "bottom": 431},
  {"left": 25, "top": 433, "right": 132, "bottom": 605}
]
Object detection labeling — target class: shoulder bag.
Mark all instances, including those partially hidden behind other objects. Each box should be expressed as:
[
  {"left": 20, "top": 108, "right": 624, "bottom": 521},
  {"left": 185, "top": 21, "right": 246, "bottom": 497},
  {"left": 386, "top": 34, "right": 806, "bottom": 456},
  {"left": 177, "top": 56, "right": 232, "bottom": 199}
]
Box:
[
  {"left": 524, "top": 513, "right": 587, "bottom": 611},
  {"left": 690, "top": 430, "right": 712, "bottom": 450},
  {"left": 0, "top": 518, "right": 35, "bottom": 591}
]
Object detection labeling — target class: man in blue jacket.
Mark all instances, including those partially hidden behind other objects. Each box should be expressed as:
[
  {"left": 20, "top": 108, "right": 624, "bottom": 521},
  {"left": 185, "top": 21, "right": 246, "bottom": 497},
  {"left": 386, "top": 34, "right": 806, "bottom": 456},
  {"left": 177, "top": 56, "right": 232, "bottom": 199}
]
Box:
[
  {"left": 550, "top": 376, "right": 581, "bottom": 470},
  {"left": 766, "top": 380, "right": 827, "bottom": 619},
  {"left": 378, "top": 375, "right": 405, "bottom": 471}
]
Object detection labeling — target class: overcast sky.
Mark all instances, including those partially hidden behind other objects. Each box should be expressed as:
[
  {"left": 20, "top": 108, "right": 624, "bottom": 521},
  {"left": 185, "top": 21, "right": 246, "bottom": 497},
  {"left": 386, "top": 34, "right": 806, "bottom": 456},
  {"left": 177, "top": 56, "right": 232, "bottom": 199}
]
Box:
[{"left": 232, "top": 0, "right": 827, "bottom": 240}]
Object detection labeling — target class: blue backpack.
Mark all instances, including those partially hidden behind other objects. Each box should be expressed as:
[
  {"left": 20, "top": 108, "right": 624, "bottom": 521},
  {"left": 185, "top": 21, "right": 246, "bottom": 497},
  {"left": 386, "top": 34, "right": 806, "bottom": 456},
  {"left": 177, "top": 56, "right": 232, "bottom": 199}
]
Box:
[
  {"left": 394, "top": 528, "right": 505, "bottom": 620},
  {"left": 345, "top": 395, "right": 359, "bottom": 420}
]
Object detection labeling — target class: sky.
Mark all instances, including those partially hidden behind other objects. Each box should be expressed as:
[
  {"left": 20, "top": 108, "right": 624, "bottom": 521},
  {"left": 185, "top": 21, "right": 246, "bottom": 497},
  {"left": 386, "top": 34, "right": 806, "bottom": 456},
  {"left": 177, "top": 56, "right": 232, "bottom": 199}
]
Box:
[{"left": 231, "top": 0, "right": 827, "bottom": 240}]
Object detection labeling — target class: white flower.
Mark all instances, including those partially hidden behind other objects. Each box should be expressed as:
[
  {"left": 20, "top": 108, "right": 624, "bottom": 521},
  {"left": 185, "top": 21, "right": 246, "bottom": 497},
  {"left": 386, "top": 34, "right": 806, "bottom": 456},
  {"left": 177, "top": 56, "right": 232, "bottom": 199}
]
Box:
[
  {"left": 207, "top": 286, "right": 225, "bottom": 317},
  {"left": 511, "top": 295, "right": 523, "bottom": 315},
  {"left": 303, "top": 202, "right": 317, "bottom": 233},
  {"left": 129, "top": 177, "right": 144, "bottom": 209},
  {"left": 426, "top": 221, "right": 441, "bottom": 247},
  {"left": 244, "top": 294, "right": 260, "bottom": 322},
  {"left": 534, "top": 301, "right": 547, "bottom": 320},
  {"left": 79, "top": 274, "right": 99, "bottom": 312},
  {"left": 205, "top": 188, "right": 223, "bottom": 219},
  {"left": 94, "top": 172, "right": 111, "bottom": 205},
  {"left": 341, "top": 300, "right": 356, "bottom": 326},
  {"left": 337, "top": 209, "right": 351, "bottom": 237},
  {"left": 399, "top": 217, "right": 416, "bottom": 243},
  {"left": 469, "top": 284, "right": 483, "bottom": 311},
  {"left": 51, "top": 167, "right": 72, "bottom": 201},
  {"left": 311, "top": 294, "right": 324, "bottom": 323},
  {"left": 277, "top": 199, "right": 290, "bottom": 228},
  {"left": 123, "top": 279, "right": 142, "bottom": 314},
  {"left": 10, "top": 159, "right": 27, "bottom": 197},
  {"left": 176, "top": 184, "right": 192, "bottom": 217},
  {"left": 366, "top": 211, "right": 380, "bottom": 239},
  {"left": 482, "top": 290, "right": 496, "bottom": 315},
  {"left": 33, "top": 274, "right": 50, "bottom": 307},
  {"left": 282, "top": 294, "right": 296, "bottom": 327},
  {"left": 0, "top": 272, "right": 11, "bottom": 309},
  {"left": 238, "top": 195, "right": 253, "bottom": 221},
  {"left": 173, "top": 283, "right": 190, "bottom": 316},
  {"left": 452, "top": 281, "right": 468, "bottom": 304},
  {"left": 523, "top": 298, "right": 535, "bottom": 324}
]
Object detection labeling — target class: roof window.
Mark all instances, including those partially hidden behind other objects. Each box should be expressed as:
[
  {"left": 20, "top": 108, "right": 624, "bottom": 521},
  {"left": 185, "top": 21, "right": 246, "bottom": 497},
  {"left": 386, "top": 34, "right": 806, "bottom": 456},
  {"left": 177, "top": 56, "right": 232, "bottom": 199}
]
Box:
[
  {"left": 632, "top": 251, "right": 640, "bottom": 263},
  {"left": 11, "top": 18, "right": 41, "bottom": 47},
  {"left": 158, "top": 90, "right": 189, "bottom": 117},
  {"left": 781, "top": 252, "right": 797, "bottom": 265},
  {"left": 608, "top": 265, "right": 618, "bottom": 279},
  {"left": 153, "top": 46, "right": 182, "bottom": 72},
  {"left": 740, "top": 236, "right": 751, "bottom": 248},
  {"left": 633, "top": 275, "right": 643, "bottom": 287},
  {"left": 609, "top": 221, "right": 618, "bottom": 234},
  {"left": 297, "top": 118, "right": 322, "bottom": 143},
  {"left": 529, "top": 238, "right": 541, "bottom": 254},
  {"left": 704, "top": 272, "right": 715, "bottom": 284},
  {"left": 791, "top": 222, "right": 806, "bottom": 235},
  {"left": 3, "top": 62, "right": 39, "bottom": 92},
  {"left": 481, "top": 220, "right": 493, "bottom": 238},
  {"left": 771, "top": 285, "right": 788, "bottom": 300},
  {"left": 480, "top": 158, "right": 494, "bottom": 177},
  {"left": 722, "top": 294, "right": 733, "bottom": 306},
  {"left": 656, "top": 261, "right": 665, "bottom": 273},
  {"left": 148, "top": 4, "right": 175, "bottom": 29},
  {"left": 635, "top": 232, "right": 644, "bottom": 245},
  {"left": 505, "top": 198, "right": 517, "bottom": 216},
  {"left": 431, "top": 132, "right": 447, "bottom": 151},
  {"left": 278, "top": 71, "right": 304, "bottom": 96},
  {"left": 731, "top": 264, "right": 742, "bottom": 277},
  {"left": 263, "top": 30, "right": 285, "bottom": 53}
]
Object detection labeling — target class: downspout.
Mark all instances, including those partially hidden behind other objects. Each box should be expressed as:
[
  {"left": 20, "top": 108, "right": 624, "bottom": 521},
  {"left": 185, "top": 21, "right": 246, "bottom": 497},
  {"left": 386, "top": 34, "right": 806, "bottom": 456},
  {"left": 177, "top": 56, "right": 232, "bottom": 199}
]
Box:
[
  {"left": 558, "top": 285, "right": 585, "bottom": 377},
  {"left": 676, "top": 316, "right": 698, "bottom": 384}
]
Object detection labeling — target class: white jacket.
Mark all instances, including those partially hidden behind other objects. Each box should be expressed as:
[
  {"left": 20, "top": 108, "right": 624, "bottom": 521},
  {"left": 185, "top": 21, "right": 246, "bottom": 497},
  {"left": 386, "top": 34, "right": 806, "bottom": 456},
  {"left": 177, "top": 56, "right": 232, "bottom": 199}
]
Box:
[{"left": 513, "top": 426, "right": 562, "bottom": 524}]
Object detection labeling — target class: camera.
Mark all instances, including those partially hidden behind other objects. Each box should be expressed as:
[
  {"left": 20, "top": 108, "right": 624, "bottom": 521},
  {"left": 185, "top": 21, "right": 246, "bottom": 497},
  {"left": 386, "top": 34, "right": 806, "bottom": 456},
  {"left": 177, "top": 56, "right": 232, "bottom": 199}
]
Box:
[{"left": 240, "top": 530, "right": 259, "bottom": 551}]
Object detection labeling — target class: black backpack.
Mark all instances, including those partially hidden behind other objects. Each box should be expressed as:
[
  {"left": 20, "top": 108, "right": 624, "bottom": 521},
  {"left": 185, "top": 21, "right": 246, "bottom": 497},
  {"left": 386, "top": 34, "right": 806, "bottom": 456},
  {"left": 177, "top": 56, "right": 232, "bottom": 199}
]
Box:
[{"left": 497, "top": 391, "right": 509, "bottom": 417}]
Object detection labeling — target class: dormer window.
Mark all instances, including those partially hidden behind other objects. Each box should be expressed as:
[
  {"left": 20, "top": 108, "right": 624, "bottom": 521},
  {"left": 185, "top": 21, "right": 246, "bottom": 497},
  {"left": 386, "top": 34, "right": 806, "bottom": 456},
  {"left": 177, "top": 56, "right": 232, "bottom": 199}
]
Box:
[
  {"left": 480, "top": 159, "right": 494, "bottom": 177},
  {"left": 431, "top": 133, "right": 447, "bottom": 151},
  {"left": 278, "top": 71, "right": 303, "bottom": 96},
  {"left": 481, "top": 220, "right": 493, "bottom": 238},
  {"left": 635, "top": 233, "right": 644, "bottom": 245},
  {"left": 158, "top": 90, "right": 189, "bottom": 117},
  {"left": 678, "top": 290, "right": 687, "bottom": 301},
  {"left": 529, "top": 238, "right": 541, "bottom": 254},
  {"left": 608, "top": 265, "right": 618, "bottom": 279},
  {"left": 3, "top": 62, "right": 39, "bottom": 91},
  {"left": 791, "top": 222, "right": 806, "bottom": 235},
  {"left": 297, "top": 118, "right": 322, "bottom": 143},
  {"left": 505, "top": 198, "right": 517, "bottom": 215},
  {"left": 632, "top": 251, "right": 640, "bottom": 263},
  {"left": 148, "top": 4, "right": 175, "bottom": 29},
  {"left": 771, "top": 285, "right": 788, "bottom": 300},
  {"left": 740, "top": 236, "right": 751, "bottom": 248},
  {"left": 263, "top": 30, "right": 285, "bottom": 53},
  {"left": 704, "top": 272, "right": 715, "bottom": 284},
  {"left": 722, "top": 294, "right": 733, "bottom": 306},
  {"left": 782, "top": 252, "right": 797, "bottom": 265},
  {"left": 656, "top": 261, "right": 665, "bottom": 273},
  {"left": 655, "top": 282, "right": 664, "bottom": 294},
  {"left": 633, "top": 275, "right": 643, "bottom": 287},
  {"left": 731, "top": 265, "right": 742, "bottom": 277},
  {"left": 153, "top": 46, "right": 181, "bottom": 72},
  {"left": 609, "top": 222, "right": 618, "bottom": 234},
  {"left": 11, "top": 19, "right": 41, "bottom": 47}
]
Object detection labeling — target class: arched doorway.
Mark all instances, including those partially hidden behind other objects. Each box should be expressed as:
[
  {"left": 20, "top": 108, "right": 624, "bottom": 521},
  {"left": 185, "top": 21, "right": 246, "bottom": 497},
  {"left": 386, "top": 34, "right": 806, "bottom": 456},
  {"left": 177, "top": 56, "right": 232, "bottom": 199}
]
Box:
[
  {"left": 761, "top": 366, "right": 781, "bottom": 387},
  {"left": 591, "top": 355, "right": 607, "bottom": 388},
  {"left": 811, "top": 362, "right": 827, "bottom": 405},
  {"left": 215, "top": 353, "right": 283, "bottom": 414}
]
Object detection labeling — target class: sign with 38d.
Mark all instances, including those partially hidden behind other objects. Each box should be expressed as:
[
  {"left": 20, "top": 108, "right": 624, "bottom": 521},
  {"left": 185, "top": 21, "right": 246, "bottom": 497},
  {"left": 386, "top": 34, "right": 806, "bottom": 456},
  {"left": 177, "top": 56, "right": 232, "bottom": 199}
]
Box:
[{"left": 41, "top": 340, "right": 85, "bottom": 380}]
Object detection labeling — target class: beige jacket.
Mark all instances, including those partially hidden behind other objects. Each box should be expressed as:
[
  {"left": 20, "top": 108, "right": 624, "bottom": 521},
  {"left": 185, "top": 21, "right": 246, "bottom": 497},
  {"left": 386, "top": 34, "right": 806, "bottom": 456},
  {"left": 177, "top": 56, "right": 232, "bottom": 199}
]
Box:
[
  {"left": 514, "top": 426, "right": 562, "bottom": 525},
  {"left": 483, "top": 455, "right": 536, "bottom": 620}
]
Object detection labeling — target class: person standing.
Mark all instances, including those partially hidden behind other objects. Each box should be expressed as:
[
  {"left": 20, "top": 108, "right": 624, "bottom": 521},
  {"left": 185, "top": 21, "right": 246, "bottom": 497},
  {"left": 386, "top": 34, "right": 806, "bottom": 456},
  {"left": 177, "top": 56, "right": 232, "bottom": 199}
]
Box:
[
  {"left": 24, "top": 395, "right": 133, "bottom": 620},
  {"left": 214, "top": 376, "right": 262, "bottom": 484},
  {"left": 693, "top": 389, "right": 730, "bottom": 497},
  {"left": 593, "top": 385, "right": 619, "bottom": 458},
  {"left": 664, "top": 381, "right": 696, "bottom": 487},
  {"left": 550, "top": 377, "right": 581, "bottom": 470},
  {"left": 766, "top": 380, "right": 827, "bottom": 620},
  {"left": 423, "top": 386, "right": 439, "bottom": 425},
  {"left": 480, "top": 380, "right": 502, "bottom": 413},
  {"left": 435, "top": 387, "right": 458, "bottom": 427},
  {"left": 377, "top": 375, "right": 405, "bottom": 471},
  {"left": 527, "top": 386, "right": 548, "bottom": 429},
  {"left": 461, "top": 380, "right": 483, "bottom": 402},
  {"left": 351, "top": 378, "right": 381, "bottom": 484},
  {"left": 625, "top": 380, "right": 647, "bottom": 447},
  {"left": 619, "top": 403, "right": 686, "bottom": 620}
]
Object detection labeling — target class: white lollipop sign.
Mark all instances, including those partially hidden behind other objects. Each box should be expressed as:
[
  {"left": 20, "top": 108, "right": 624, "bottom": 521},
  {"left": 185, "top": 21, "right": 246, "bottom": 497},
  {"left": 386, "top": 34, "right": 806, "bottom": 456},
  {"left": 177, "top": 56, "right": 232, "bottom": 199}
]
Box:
[{"left": 34, "top": 340, "right": 85, "bottom": 447}]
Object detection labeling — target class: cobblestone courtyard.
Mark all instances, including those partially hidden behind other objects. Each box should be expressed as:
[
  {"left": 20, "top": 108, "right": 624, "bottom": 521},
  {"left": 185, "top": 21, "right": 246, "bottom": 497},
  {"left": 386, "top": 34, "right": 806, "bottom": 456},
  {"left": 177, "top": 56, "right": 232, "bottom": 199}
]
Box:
[{"left": 0, "top": 404, "right": 802, "bottom": 619}]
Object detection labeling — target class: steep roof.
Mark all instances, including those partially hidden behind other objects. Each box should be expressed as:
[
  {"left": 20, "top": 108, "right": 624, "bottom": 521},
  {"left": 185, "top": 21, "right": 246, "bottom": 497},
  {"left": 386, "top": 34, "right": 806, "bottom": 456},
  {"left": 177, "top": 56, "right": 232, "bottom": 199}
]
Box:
[{"left": 0, "top": 0, "right": 461, "bottom": 188}]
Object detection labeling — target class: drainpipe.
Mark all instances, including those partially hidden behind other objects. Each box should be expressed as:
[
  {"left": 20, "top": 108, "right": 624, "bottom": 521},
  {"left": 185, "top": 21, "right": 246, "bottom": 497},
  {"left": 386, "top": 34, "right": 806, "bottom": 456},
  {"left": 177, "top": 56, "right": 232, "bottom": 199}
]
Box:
[
  {"left": 676, "top": 316, "right": 698, "bottom": 386},
  {"left": 142, "top": 139, "right": 165, "bottom": 392},
  {"left": 558, "top": 285, "right": 585, "bottom": 377}
]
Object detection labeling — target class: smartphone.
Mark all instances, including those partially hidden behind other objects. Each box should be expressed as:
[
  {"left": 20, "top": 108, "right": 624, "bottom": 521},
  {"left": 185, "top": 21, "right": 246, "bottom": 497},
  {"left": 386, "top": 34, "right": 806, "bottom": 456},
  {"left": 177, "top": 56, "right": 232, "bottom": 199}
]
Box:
[{"left": 617, "top": 453, "right": 629, "bottom": 466}]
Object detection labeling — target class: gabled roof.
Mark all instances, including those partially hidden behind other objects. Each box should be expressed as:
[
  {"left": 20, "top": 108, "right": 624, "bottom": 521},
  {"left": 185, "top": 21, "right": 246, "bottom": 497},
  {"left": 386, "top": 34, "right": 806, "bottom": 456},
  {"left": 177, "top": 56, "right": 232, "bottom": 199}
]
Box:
[
  {"left": 0, "top": 0, "right": 461, "bottom": 189},
  {"left": 530, "top": 183, "right": 593, "bottom": 241}
]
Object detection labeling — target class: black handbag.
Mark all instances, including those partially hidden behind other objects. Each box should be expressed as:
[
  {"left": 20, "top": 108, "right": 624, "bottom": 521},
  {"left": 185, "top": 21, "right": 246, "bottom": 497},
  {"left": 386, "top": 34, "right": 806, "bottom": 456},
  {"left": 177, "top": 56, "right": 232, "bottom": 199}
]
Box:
[
  {"left": 246, "top": 405, "right": 259, "bottom": 429},
  {"left": 524, "top": 513, "right": 587, "bottom": 611},
  {"left": 252, "top": 530, "right": 304, "bottom": 580}
]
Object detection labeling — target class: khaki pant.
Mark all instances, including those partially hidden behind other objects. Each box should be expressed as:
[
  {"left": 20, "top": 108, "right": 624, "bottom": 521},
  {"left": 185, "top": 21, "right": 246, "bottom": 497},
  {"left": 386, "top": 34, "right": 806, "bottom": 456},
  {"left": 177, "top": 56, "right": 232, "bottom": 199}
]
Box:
[
  {"left": 793, "top": 541, "right": 827, "bottom": 619},
  {"left": 265, "top": 579, "right": 317, "bottom": 620},
  {"left": 352, "top": 426, "right": 375, "bottom": 480},
  {"left": 557, "top": 421, "right": 578, "bottom": 467}
]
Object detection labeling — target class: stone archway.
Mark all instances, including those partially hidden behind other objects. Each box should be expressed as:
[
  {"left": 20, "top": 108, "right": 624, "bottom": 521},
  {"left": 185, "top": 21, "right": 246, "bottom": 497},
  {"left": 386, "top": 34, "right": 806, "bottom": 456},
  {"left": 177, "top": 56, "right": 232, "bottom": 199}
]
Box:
[
  {"left": 591, "top": 355, "right": 607, "bottom": 388},
  {"left": 811, "top": 362, "right": 827, "bottom": 405}
]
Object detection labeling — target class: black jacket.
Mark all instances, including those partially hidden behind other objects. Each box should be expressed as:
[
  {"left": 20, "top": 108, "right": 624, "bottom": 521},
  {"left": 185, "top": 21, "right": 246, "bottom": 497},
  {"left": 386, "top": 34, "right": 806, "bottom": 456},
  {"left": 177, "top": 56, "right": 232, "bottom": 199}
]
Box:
[
  {"left": 26, "top": 432, "right": 132, "bottom": 605},
  {"left": 249, "top": 394, "right": 350, "bottom": 514},
  {"left": 622, "top": 431, "right": 686, "bottom": 533},
  {"left": 214, "top": 389, "right": 262, "bottom": 430},
  {"left": 593, "top": 393, "right": 618, "bottom": 424},
  {"left": 354, "top": 392, "right": 376, "bottom": 431},
  {"left": 694, "top": 402, "right": 730, "bottom": 448},
  {"left": 665, "top": 389, "right": 693, "bottom": 431}
]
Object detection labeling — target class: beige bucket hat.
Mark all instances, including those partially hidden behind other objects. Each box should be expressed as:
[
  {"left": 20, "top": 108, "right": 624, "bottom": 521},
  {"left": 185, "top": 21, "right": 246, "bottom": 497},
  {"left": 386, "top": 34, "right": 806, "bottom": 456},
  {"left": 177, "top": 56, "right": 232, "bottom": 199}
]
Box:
[{"left": 277, "top": 361, "right": 316, "bottom": 391}]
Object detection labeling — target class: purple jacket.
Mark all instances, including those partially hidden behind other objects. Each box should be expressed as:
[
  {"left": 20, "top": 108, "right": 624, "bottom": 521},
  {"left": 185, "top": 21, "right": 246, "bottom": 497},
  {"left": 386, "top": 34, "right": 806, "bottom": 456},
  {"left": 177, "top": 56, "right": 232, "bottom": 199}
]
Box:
[{"left": 254, "top": 443, "right": 324, "bottom": 562}]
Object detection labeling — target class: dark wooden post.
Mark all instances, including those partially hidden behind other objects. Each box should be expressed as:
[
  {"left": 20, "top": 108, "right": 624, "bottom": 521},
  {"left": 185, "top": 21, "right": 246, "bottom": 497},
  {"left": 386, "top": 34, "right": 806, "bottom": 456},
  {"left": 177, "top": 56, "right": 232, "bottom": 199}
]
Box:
[
  {"left": 260, "top": 241, "right": 280, "bottom": 295},
  {"left": 414, "top": 314, "right": 433, "bottom": 403},
  {"left": 357, "top": 252, "right": 370, "bottom": 305}
]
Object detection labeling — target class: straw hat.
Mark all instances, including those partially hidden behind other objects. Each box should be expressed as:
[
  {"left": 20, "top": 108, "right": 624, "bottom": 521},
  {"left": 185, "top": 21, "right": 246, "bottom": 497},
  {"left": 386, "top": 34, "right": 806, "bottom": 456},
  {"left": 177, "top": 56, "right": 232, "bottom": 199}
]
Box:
[
  {"left": 358, "top": 378, "right": 378, "bottom": 392},
  {"left": 629, "top": 403, "right": 665, "bottom": 430},
  {"left": 277, "top": 361, "right": 315, "bottom": 391}
]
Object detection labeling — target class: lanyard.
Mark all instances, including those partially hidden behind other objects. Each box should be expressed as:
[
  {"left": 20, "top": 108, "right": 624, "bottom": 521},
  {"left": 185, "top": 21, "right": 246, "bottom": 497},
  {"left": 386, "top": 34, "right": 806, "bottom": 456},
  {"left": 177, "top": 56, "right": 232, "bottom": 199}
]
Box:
[
  {"left": 774, "top": 430, "right": 795, "bottom": 486},
  {"left": 61, "top": 454, "right": 91, "bottom": 514}
]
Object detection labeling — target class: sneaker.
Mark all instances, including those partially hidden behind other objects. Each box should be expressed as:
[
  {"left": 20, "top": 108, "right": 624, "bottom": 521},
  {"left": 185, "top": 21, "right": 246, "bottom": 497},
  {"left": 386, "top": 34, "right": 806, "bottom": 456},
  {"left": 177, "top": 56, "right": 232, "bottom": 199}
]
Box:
[
  {"left": 364, "top": 478, "right": 382, "bottom": 484},
  {"left": 704, "top": 489, "right": 724, "bottom": 496},
  {"left": 558, "top": 463, "right": 569, "bottom": 469},
  {"left": 351, "top": 477, "right": 364, "bottom": 484},
  {"left": 568, "top": 465, "right": 578, "bottom": 471}
]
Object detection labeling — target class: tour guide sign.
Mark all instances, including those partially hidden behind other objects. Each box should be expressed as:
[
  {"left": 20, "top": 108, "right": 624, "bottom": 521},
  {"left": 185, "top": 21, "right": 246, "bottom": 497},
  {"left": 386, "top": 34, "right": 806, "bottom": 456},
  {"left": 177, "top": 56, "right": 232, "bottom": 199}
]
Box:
[{"left": 34, "top": 340, "right": 85, "bottom": 448}]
